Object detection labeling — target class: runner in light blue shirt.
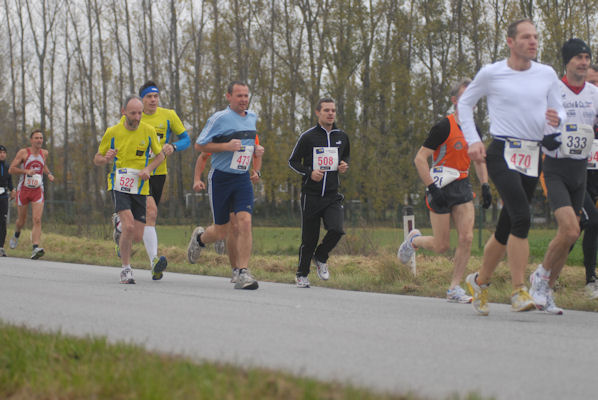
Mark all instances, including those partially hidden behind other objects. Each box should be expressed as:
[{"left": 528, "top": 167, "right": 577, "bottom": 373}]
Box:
[
  {"left": 188, "top": 81, "right": 261, "bottom": 291},
  {"left": 196, "top": 106, "right": 257, "bottom": 174}
]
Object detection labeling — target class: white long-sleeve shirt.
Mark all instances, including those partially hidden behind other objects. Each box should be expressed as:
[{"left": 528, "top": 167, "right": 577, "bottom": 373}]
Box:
[
  {"left": 458, "top": 59, "right": 566, "bottom": 145},
  {"left": 543, "top": 80, "right": 598, "bottom": 159}
]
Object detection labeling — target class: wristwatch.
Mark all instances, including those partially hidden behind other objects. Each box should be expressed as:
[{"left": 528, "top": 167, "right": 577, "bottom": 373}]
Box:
[
  {"left": 256, "top": 170, "right": 261, "bottom": 178},
  {"left": 172, "top": 143, "right": 178, "bottom": 152}
]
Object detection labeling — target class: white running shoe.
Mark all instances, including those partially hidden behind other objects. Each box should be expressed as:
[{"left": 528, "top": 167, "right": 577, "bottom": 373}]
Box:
[
  {"left": 187, "top": 226, "right": 205, "bottom": 264},
  {"left": 295, "top": 275, "right": 310, "bottom": 288},
  {"left": 585, "top": 281, "right": 598, "bottom": 300},
  {"left": 230, "top": 268, "right": 240, "bottom": 283},
  {"left": 0, "top": 248, "right": 6, "bottom": 257},
  {"left": 214, "top": 239, "right": 226, "bottom": 255},
  {"left": 234, "top": 268, "right": 258, "bottom": 290},
  {"left": 544, "top": 289, "right": 563, "bottom": 315},
  {"left": 9, "top": 235, "right": 18, "bottom": 249},
  {"left": 529, "top": 265, "right": 549, "bottom": 310},
  {"left": 397, "top": 229, "right": 421, "bottom": 264},
  {"left": 31, "top": 247, "right": 45, "bottom": 260},
  {"left": 465, "top": 272, "right": 489, "bottom": 315},
  {"left": 511, "top": 287, "right": 536, "bottom": 312},
  {"left": 314, "top": 258, "right": 329, "bottom": 280},
  {"left": 120, "top": 268, "right": 135, "bottom": 284},
  {"left": 446, "top": 285, "right": 473, "bottom": 304}
]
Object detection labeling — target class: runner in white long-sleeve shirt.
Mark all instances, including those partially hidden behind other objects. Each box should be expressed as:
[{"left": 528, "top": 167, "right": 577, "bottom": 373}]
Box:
[
  {"left": 457, "top": 19, "right": 566, "bottom": 315},
  {"left": 529, "top": 39, "right": 598, "bottom": 314}
]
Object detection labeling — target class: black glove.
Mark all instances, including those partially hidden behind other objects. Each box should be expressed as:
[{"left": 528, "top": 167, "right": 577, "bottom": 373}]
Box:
[
  {"left": 481, "top": 183, "right": 492, "bottom": 209},
  {"left": 541, "top": 133, "right": 561, "bottom": 151},
  {"left": 427, "top": 183, "right": 448, "bottom": 209}
]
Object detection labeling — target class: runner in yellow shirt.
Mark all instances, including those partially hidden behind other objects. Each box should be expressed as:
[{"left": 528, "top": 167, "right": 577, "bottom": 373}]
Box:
[
  {"left": 112, "top": 81, "right": 190, "bottom": 280},
  {"left": 94, "top": 95, "right": 165, "bottom": 284}
]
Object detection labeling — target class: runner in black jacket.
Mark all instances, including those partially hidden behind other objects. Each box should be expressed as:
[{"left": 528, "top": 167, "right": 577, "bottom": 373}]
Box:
[
  {"left": 288, "top": 97, "right": 350, "bottom": 287},
  {"left": 0, "top": 145, "right": 15, "bottom": 256}
]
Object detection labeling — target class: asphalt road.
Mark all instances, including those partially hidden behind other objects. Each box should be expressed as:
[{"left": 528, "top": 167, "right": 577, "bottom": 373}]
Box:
[{"left": 1, "top": 257, "right": 596, "bottom": 400}]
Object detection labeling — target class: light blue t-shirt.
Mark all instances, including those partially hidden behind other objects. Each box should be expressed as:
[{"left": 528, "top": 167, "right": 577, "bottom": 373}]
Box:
[{"left": 196, "top": 106, "right": 258, "bottom": 174}]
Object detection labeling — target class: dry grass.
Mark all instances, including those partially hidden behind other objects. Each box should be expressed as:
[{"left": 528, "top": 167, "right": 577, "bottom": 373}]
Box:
[{"left": 6, "top": 228, "right": 598, "bottom": 313}]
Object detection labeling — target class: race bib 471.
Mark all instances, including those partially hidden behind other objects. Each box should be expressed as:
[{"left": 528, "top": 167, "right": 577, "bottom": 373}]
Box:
[{"left": 230, "top": 145, "right": 255, "bottom": 171}]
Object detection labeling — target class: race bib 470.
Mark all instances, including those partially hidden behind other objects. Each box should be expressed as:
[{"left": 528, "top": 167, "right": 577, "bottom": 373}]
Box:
[{"left": 503, "top": 139, "right": 540, "bottom": 177}]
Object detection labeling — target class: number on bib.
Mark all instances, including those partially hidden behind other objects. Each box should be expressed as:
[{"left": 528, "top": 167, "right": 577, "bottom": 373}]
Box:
[
  {"left": 587, "top": 139, "right": 598, "bottom": 169},
  {"left": 24, "top": 174, "right": 42, "bottom": 189},
  {"left": 313, "top": 147, "right": 339, "bottom": 171},
  {"left": 503, "top": 139, "right": 540, "bottom": 177},
  {"left": 230, "top": 145, "right": 255, "bottom": 171},
  {"left": 560, "top": 124, "right": 594, "bottom": 158},
  {"left": 114, "top": 168, "right": 140, "bottom": 193}
]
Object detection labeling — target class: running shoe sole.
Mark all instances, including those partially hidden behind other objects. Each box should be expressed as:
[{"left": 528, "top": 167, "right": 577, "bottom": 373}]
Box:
[
  {"left": 152, "top": 256, "right": 168, "bottom": 280},
  {"left": 235, "top": 281, "right": 259, "bottom": 290},
  {"left": 31, "top": 249, "right": 45, "bottom": 260},
  {"left": 447, "top": 296, "right": 473, "bottom": 304},
  {"left": 187, "top": 227, "right": 204, "bottom": 264},
  {"left": 465, "top": 273, "right": 489, "bottom": 316}
]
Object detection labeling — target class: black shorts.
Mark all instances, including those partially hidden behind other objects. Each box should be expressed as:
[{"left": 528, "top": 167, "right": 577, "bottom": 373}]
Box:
[
  {"left": 149, "top": 175, "right": 167, "bottom": 206},
  {"left": 426, "top": 177, "right": 473, "bottom": 214},
  {"left": 112, "top": 191, "right": 147, "bottom": 223},
  {"left": 487, "top": 139, "right": 540, "bottom": 242},
  {"left": 586, "top": 170, "right": 598, "bottom": 201},
  {"left": 544, "top": 156, "right": 586, "bottom": 214}
]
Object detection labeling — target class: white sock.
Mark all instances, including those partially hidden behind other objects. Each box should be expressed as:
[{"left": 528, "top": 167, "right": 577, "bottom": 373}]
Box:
[
  {"left": 122, "top": 264, "right": 131, "bottom": 270},
  {"left": 537, "top": 264, "right": 550, "bottom": 278},
  {"left": 143, "top": 226, "right": 158, "bottom": 262}
]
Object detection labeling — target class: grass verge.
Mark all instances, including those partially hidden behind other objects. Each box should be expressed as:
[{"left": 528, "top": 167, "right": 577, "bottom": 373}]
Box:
[{"left": 2, "top": 321, "right": 451, "bottom": 400}]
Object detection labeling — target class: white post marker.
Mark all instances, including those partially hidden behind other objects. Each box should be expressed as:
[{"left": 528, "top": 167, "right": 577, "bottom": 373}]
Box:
[{"left": 402, "top": 206, "right": 416, "bottom": 276}]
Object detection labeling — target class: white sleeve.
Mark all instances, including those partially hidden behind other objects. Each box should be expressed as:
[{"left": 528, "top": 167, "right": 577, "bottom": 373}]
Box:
[
  {"left": 458, "top": 66, "right": 489, "bottom": 145},
  {"left": 546, "top": 72, "right": 567, "bottom": 128}
]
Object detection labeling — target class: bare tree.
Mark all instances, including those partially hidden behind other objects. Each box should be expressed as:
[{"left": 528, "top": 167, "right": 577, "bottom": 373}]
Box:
[
  {"left": 3, "top": 0, "right": 19, "bottom": 149},
  {"left": 189, "top": 0, "right": 207, "bottom": 136},
  {"left": 123, "top": 0, "right": 135, "bottom": 93},
  {"left": 62, "top": 5, "right": 73, "bottom": 198},
  {"left": 296, "top": 0, "right": 329, "bottom": 112},
  {"left": 15, "top": 0, "right": 27, "bottom": 143},
  {"left": 110, "top": 0, "right": 125, "bottom": 105},
  {"left": 24, "top": 0, "right": 62, "bottom": 135},
  {"left": 93, "top": 0, "right": 109, "bottom": 133}
]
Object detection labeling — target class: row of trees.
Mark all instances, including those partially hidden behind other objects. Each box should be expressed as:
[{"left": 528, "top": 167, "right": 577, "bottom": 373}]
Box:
[{"left": 0, "top": 0, "right": 596, "bottom": 224}]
